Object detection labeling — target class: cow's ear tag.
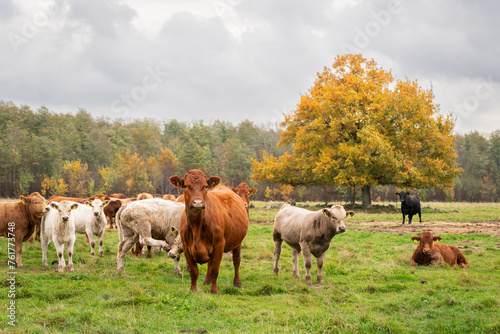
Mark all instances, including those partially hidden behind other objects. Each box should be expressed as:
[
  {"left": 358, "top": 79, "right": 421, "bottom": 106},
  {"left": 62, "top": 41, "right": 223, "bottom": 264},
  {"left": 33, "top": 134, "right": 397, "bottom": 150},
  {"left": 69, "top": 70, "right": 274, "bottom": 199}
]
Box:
[
  {"left": 323, "top": 211, "right": 328, "bottom": 217},
  {"left": 72, "top": 206, "right": 77, "bottom": 210},
  {"left": 413, "top": 240, "right": 418, "bottom": 243},
  {"left": 171, "top": 231, "right": 176, "bottom": 235},
  {"left": 87, "top": 203, "right": 91, "bottom": 207}
]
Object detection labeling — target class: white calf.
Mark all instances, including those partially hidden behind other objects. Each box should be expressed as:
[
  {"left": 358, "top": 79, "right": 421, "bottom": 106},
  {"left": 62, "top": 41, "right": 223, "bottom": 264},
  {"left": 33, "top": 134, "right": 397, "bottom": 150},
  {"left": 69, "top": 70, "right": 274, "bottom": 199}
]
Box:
[
  {"left": 73, "top": 199, "right": 109, "bottom": 257},
  {"left": 41, "top": 201, "right": 78, "bottom": 272}
]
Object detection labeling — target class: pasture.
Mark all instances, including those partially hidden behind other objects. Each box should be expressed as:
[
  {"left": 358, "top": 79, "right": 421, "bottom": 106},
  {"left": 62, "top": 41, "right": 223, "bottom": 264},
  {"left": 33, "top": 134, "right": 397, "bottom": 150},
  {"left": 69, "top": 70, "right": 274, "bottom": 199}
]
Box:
[{"left": 1, "top": 202, "right": 500, "bottom": 333}]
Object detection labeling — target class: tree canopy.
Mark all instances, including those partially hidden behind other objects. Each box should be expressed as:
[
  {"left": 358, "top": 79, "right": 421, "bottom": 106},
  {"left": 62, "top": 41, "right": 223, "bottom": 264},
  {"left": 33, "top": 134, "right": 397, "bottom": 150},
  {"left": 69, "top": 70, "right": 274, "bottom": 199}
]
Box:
[{"left": 251, "top": 54, "right": 462, "bottom": 206}]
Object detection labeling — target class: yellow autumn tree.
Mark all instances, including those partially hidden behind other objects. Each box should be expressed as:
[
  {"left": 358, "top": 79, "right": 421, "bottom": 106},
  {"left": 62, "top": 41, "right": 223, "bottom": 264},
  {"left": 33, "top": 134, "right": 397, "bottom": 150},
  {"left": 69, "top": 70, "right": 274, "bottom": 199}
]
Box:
[{"left": 251, "top": 54, "right": 461, "bottom": 206}]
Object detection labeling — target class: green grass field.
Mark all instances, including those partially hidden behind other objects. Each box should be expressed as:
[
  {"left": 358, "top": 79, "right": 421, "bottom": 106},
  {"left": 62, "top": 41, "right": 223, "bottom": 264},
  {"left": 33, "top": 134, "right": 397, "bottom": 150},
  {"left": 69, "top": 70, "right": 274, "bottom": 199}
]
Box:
[{"left": 1, "top": 202, "right": 500, "bottom": 333}]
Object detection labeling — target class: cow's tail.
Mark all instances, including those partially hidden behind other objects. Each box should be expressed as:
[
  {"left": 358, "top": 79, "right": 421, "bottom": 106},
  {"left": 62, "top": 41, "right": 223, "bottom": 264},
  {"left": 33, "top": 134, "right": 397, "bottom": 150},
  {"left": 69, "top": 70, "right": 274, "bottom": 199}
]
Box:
[{"left": 115, "top": 207, "right": 124, "bottom": 245}]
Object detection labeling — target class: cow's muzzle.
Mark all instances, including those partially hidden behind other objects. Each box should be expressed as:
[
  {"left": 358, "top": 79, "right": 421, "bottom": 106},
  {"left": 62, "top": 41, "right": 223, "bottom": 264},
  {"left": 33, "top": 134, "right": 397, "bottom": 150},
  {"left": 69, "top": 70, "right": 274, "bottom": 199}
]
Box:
[
  {"left": 62, "top": 216, "right": 69, "bottom": 222},
  {"left": 94, "top": 212, "right": 100, "bottom": 217},
  {"left": 337, "top": 226, "right": 347, "bottom": 233},
  {"left": 190, "top": 199, "right": 205, "bottom": 209},
  {"left": 168, "top": 251, "right": 177, "bottom": 259}
]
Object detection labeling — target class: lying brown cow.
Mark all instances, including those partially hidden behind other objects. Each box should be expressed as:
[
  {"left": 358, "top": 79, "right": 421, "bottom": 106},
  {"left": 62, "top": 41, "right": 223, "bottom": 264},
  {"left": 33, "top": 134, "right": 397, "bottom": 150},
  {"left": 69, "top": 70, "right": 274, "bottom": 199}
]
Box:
[
  {"left": 170, "top": 169, "right": 249, "bottom": 294},
  {"left": 410, "top": 231, "right": 470, "bottom": 268},
  {"left": 0, "top": 192, "right": 49, "bottom": 266}
]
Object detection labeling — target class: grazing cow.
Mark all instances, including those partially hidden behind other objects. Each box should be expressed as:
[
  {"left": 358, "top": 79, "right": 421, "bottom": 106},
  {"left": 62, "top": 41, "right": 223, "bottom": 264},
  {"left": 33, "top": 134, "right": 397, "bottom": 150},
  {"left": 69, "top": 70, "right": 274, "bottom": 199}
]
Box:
[
  {"left": 410, "top": 231, "right": 470, "bottom": 268},
  {"left": 73, "top": 199, "right": 109, "bottom": 256},
  {"left": 103, "top": 199, "right": 122, "bottom": 229},
  {"left": 162, "top": 194, "right": 176, "bottom": 201},
  {"left": 273, "top": 204, "right": 354, "bottom": 285},
  {"left": 231, "top": 183, "right": 257, "bottom": 215},
  {"left": 41, "top": 201, "right": 78, "bottom": 272},
  {"left": 170, "top": 170, "right": 249, "bottom": 294},
  {"left": 396, "top": 191, "right": 422, "bottom": 225},
  {"left": 116, "top": 199, "right": 185, "bottom": 275},
  {"left": 167, "top": 226, "right": 183, "bottom": 268},
  {"left": 137, "top": 193, "right": 153, "bottom": 200},
  {"left": 0, "top": 192, "right": 49, "bottom": 267}
]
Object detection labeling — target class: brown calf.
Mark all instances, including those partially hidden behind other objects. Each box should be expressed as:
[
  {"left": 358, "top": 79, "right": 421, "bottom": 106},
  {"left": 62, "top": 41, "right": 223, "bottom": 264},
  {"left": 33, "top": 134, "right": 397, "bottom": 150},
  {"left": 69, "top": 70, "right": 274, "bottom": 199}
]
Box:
[{"left": 410, "top": 231, "right": 470, "bottom": 268}]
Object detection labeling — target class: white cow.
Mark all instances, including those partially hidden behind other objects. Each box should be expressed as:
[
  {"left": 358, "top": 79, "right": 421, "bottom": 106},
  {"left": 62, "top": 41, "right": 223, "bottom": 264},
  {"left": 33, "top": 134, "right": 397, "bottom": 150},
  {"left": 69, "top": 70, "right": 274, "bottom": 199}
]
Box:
[
  {"left": 273, "top": 204, "right": 354, "bottom": 285},
  {"left": 116, "top": 199, "right": 185, "bottom": 275},
  {"left": 41, "top": 201, "right": 78, "bottom": 272},
  {"left": 72, "top": 199, "right": 109, "bottom": 257}
]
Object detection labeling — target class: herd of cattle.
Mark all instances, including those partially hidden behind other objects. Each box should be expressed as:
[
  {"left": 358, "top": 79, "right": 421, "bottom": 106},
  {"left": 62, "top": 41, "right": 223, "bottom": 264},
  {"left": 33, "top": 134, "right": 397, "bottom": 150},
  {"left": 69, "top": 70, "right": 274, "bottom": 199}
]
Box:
[{"left": 0, "top": 170, "right": 469, "bottom": 293}]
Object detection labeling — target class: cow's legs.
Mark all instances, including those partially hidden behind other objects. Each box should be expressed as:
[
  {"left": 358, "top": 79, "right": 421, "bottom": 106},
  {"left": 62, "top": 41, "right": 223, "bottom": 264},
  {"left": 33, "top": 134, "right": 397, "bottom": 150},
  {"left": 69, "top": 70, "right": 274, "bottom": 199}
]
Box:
[
  {"left": 41, "top": 233, "right": 50, "bottom": 267},
  {"left": 401, "top": 213, "right": 406, "bottom": 225},
  {"left": 203, "top": 261, "right": 212, "bottom": 285},
  {"left": 14, "top": 233, "right": 24, "bottom": 267},
  {"left": 138, "top": 235, "right": 169, "bottom": 251},
  {"left": 207, "top": 246, "right": 223, "bottom": 294},
  {"left": 301, "top": 245, "right": 313, "bottom": 285},
  {"left": 184, "top": 251, "right": 199, "bottom": 292},
  {"left": 272, "top": 229, "right": 282, "bottom": 276},
  {"left": 232, "top": 244, "right": 242, "bottom": 288},
  {"left": 174, "top": 256, "right": 182, "bottom": 276},
  {"left": 97, "top": 231, "right": 105, "bottom": 257},
  {"left": 316, "top": 252, "right": 326, "bottom": 284},
  {"left": 117, "top": 228, "right": 139, "bottom": 270},
  {"left": 408, "top": 214, "right": 413, "bottom": 225},
  {"left": 418, "top": 211, "right": 422, "bottom": 223},
  {"left": 67, "top": 239, "right": 75, "bottom": 272},
  {"left": 55, "top": 241, "right": 66, "bottom": 272},
  {"left": 87, "top": 228, "right": 97, "bottom": 256},
  {"left": 291, "top": 248, "right": 301, "bottom": 280}
]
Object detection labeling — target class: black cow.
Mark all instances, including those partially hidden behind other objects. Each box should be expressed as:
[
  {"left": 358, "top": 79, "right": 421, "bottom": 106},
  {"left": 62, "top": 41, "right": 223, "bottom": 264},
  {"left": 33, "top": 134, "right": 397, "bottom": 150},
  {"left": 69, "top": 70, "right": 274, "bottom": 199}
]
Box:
[{"left": 395, "top": 191, "right": 421, "bottom": 225}]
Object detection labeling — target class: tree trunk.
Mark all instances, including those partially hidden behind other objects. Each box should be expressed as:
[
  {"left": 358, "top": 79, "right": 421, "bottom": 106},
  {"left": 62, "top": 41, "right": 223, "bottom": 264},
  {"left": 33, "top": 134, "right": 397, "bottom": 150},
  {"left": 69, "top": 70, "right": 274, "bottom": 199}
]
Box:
[{"left": 362, "top": 185, "right": 372, "bottom": 208}]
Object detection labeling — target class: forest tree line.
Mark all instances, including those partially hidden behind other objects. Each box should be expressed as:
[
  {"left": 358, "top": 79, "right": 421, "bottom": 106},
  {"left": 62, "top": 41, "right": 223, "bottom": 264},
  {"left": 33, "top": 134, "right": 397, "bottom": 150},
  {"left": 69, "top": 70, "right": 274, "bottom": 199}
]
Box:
[{"left": 1, "top": 101, "right": 499, "bottom": 203}]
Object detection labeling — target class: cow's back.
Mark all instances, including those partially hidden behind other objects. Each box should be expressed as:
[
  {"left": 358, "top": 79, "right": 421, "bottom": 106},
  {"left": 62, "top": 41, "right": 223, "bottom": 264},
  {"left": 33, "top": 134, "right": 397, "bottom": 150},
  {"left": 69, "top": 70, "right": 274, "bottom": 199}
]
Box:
[
  {"left": 274, "top": 205, "right": 315, "bottom": 243},
  {"left": 0, "top": 202, "right": 27, "bottom": 236},
  {"left": 205, "top": 187, "right": 248, "bottom": 251},
  {"left": 121, "top": 199, "right": 184, "bottom": 241},
  {"left": 72, "top": 203, "right": 92, "bottom": 233}
]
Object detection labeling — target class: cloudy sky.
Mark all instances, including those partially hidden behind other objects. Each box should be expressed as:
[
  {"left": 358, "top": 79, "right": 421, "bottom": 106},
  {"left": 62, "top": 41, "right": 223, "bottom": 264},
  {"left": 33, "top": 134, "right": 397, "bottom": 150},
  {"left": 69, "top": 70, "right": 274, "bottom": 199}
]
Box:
[{"left": 1, "top": 0, "right": 498, "bottom": 133}]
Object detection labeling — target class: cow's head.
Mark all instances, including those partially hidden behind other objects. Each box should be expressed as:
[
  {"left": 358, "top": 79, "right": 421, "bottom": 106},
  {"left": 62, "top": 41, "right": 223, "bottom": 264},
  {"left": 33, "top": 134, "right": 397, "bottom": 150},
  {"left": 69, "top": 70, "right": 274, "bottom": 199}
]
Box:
[
  {"left": 231, "top": 183, "right": 257, "bottom": 214},
  {"left": 411, "top": 231, "right": 440, "bottom": 255},
  {"left": 168, "top": 226, "right": 183, "bottom": 259},
  {"left": 169, "top": 169, "right": 220, "bottom": 210},
  {"left": 20, "top": 192, "right": 49, "bottom": 219},
  {"left": 322, "top": 205, "right": 354, "bottom": 234},
  {"left": 395, "top": 191, "right": 410, "bottom": 203},
  {"left": 50, "top": 200, "right": 78, "bottom": 222},
  {"left": 85, "top": 199, "right": 109, "bottom": 217}
]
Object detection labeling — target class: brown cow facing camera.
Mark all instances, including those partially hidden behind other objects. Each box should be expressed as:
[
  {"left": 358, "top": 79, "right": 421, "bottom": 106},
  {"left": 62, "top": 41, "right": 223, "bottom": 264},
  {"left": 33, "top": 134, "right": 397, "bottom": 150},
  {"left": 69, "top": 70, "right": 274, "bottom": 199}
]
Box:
[
  {"left": 231, "top": 183, "right": 257, "bottom": 216},
  {"left": 170, "top": 169, "right": 249, "bottom": 294},
  {"left": 410, "top": 231, "right": 470, "bottom": 268}
]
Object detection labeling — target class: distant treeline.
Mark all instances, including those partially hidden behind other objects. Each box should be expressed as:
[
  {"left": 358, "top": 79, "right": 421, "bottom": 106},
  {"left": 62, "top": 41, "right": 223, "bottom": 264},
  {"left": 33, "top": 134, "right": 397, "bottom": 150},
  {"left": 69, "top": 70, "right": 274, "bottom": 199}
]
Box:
[{"left": 1, "top": 101, "right": 499, "bottom": 203}]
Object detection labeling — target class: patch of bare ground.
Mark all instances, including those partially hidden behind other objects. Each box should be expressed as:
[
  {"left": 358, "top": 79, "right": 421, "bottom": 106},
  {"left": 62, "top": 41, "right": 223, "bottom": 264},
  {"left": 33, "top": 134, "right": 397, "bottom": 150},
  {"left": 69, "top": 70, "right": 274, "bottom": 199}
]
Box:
[{"left": 350, "top": 220, "right": 500, "bottom": 237}]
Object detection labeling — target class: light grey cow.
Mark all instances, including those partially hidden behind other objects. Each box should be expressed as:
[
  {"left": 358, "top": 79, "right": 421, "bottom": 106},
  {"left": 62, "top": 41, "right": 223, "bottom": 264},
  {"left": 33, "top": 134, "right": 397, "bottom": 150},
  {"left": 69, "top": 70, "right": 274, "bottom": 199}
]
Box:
[
  {"left": 272, "top": 204, "right": 354, "bottom": 285},
  {"left": 72, "top": 199, "right": 109, "bottom": 257},
  {"left": 116, "top": 199, "right": 184, "bottom": 275},
  {"left": 41, "top": 201, "right": 78, "bottom": 272}
]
